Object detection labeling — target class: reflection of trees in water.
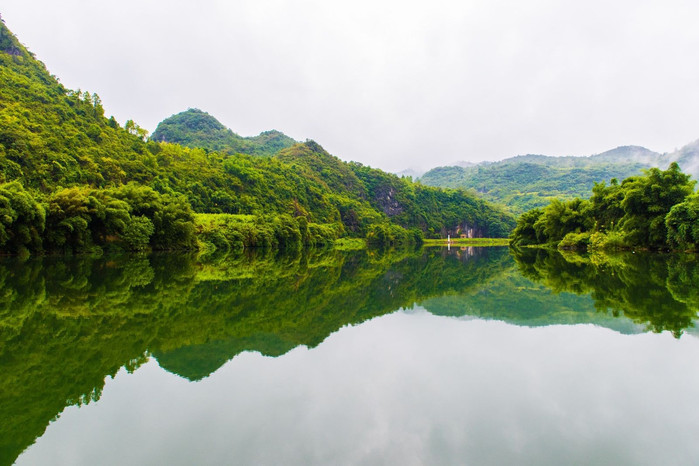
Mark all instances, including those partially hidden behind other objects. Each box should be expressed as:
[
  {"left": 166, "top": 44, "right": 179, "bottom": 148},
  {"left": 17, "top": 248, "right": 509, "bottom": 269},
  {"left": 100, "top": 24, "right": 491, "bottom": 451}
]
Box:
[
  {"left": 0, "top": 246, "right": 510, "bottom": 466},
  {"left": 511, "top": 248, "right": 699, "bottom": 338}
]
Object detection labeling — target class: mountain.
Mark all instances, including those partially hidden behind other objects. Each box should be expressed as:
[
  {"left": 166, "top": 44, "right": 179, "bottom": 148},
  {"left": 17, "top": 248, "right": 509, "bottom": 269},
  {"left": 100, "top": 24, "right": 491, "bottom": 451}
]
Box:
[
  {"left": 0, "top": 18, "right": 157, "bottom": 190},
  {"left": 420, "top": 145, "right": 699, "bottom": 213},
  {"left": 150, "top": 108, "right": 297, "bottom": 156},
  {"left": 672, "top": 139, "right": 699, "bottom": 178},
  {"left": 394, "top": 167, "right": 427, "bottom": 179},
  {"left": 0, "top": 18, "right": 514, "bottom": 255}
]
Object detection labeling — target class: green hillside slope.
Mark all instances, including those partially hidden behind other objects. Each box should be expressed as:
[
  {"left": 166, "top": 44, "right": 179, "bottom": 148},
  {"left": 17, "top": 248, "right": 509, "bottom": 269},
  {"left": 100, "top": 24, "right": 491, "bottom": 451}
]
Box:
[
  {"left": 0, "top": 19, "right": 514, "bottom": 255},
  {"left": 0, "top": 20, "right": 154, "bottom": 189},
  {"left": 421, "top": 145, "right": 699, "bottom": 213}
]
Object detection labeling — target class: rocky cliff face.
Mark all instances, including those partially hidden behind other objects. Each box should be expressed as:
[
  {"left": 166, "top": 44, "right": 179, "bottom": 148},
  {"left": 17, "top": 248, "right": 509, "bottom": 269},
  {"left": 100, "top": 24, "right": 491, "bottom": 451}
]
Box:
[
  {"left": 373, "top": 184, "right": 403, "bottom": 217},
  {"left": 442, "top": 223, "right": 486, "bottom": 238}
]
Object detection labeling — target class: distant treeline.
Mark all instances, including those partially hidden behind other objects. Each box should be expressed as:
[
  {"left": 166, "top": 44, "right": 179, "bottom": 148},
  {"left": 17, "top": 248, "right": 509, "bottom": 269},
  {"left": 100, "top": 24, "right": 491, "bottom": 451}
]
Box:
[
  {"left": 510, "top": 163, "right": 698, "bottom": 251},
  {"left": 421, "top": 160, "right": 651, "bottom": 213}
]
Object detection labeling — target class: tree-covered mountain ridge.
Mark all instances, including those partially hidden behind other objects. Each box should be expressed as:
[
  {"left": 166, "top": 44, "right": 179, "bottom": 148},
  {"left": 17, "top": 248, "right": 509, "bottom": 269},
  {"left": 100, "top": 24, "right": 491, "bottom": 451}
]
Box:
[
  {"left": 150, "top": 108, "right": 298, "bottom": 157},
  {"left": 420, "top": 143, "right": 699, "bottom": 213},
  {"left": 0, "top": 18, "right": 514, "bottom": 255}
]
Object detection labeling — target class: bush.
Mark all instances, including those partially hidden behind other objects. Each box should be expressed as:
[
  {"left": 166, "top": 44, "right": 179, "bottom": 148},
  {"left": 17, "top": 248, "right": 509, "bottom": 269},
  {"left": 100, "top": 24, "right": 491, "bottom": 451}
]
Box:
[
  {"left": 121, "top": 216, "right": 155, "bottom": 251},
  {"left": 587, "top": 231, "right": 628, "bottom": 251},
  {"left": 366, "top": 223, "right": 423, "bottom": 247},
  {"left": 558, "top": 232, "right": 591, "bottom": 250}
]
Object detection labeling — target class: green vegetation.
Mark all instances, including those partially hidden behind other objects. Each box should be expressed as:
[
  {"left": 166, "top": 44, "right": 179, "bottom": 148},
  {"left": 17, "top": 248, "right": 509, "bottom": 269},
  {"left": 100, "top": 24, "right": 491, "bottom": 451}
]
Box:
[
  {"left": 509, "top": 247, "right": 699, "bottom": 338},
  {"left": 194, "top": 212, "right": 342, "bottom": 255},
  {"left": 421, "top": 161, "right": 649, "bottom": 212},
  {"left": 510, "top": 163, "right": 698, "bottom": 251},
  {"left": 150, "top": 108, "right": 297, "bottom": 156},
  {"left": 420, "top": 145, "right": 699, "bottom": 213},
  {"left": 422, "top": 247, "right": 699, "bottom": 338},
  {"left": 0, "top": 182, "right": 197, "bottom": 255},
  {"left": 0, "top": 20, "right": 514, "bottom": 255}
]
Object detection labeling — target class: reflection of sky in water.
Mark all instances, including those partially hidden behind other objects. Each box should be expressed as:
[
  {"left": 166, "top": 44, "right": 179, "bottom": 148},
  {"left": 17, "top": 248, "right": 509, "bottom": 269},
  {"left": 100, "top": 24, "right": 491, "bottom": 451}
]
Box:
[{"left": 18, "top": 310, "right": 699, "bottom": 466}]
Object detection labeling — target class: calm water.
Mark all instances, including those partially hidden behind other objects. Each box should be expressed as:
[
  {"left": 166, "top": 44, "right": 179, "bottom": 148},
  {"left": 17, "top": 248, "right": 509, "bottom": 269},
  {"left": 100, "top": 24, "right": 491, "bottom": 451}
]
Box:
[{"left": 3, "top": 247, "right": 699, "bottom": 465}]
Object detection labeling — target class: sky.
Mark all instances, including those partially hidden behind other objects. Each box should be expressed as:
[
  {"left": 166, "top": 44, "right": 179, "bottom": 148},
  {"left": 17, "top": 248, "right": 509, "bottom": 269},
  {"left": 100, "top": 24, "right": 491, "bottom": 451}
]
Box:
[{"left": 3, "top": 0, "right": 699, "bottom": 172}]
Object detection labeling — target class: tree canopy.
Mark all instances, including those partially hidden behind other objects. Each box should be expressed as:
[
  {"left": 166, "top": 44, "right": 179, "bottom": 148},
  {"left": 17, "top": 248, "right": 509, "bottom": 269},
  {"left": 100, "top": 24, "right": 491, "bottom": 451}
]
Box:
[{"left": 510, "top": 163, "right": 698, "bottom": 251}]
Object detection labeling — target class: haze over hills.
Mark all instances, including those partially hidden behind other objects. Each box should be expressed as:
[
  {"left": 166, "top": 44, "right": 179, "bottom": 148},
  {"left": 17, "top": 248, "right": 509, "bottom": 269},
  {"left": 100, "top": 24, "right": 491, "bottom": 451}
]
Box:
[{"left": 419, "top": 143, "right": 699, "bottom": 213}]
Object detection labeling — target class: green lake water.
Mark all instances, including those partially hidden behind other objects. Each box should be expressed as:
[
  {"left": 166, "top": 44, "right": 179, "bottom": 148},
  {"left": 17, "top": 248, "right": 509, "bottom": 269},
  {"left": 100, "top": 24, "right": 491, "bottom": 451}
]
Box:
[{"left": 3, "top": 247, "right": 699, "bottom": 465}]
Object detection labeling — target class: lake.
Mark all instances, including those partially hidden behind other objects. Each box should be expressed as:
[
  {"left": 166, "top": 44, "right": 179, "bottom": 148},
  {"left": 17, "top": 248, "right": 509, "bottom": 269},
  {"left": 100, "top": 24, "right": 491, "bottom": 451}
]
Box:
[{"left": 3, "top": 247, "right": 699, "bottom": 465}]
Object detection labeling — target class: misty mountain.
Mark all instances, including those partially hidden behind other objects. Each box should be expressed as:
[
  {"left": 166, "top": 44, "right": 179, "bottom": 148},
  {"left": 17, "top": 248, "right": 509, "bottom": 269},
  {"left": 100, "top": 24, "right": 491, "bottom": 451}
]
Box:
[{"left": 420, "top": 143, "right": 699, "bottom": 212}]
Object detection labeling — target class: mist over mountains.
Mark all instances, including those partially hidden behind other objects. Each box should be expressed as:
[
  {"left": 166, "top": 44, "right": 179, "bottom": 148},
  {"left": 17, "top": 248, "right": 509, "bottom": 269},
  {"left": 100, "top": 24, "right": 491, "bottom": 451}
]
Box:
[{"left": 418, "top": 141, "right": 699, "bottom": 212}]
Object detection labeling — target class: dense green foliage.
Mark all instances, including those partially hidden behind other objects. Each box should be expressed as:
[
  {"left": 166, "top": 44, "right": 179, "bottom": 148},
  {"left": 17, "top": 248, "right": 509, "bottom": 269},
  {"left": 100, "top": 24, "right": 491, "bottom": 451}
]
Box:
[
  {"left": 510, "top": 247, "right": 699, "bottom": 337},
  {"left": 195, "top": 213, "right": 343, "bottom": 255},
  {"left": 351, "top": 162, "right": 515, "bottom": 238},
  {"left": 0, "top": 28, "right": 151, "bottom": 189},
  {"left": 0, "top": 181, "right": 197, "bottom": 254},
  {"left": 420, "top": 145, "right": 699, "bottom": 213},
  {"left": 0, "top": 20, "right": 514, "bottom": 254},
  {"left": 150, "top": 108, "right": 297, "bottom": 156},
  {"left": 510, "top": 163, "right": 698, "bottom": 251},
  {"left": 666, "top": 193, "right": 699, "bottom": 250},
  {"left": 422, "top": 160, "right": 651, "bottom": 213}
]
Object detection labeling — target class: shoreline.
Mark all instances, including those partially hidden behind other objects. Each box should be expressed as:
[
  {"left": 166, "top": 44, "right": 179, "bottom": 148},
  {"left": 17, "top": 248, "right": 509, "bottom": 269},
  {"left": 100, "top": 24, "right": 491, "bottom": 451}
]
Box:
[{"left": 422, "top": 238, "right": 510, "bottom": 247}]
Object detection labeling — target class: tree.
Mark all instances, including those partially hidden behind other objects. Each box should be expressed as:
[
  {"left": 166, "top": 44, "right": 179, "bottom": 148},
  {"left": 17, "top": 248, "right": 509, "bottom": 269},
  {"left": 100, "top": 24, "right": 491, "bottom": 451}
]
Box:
[
  {"left": 0, "top": 181, "right": 45, "bottom": 254},
  {"left": 620, "top": 163, "right": 695, "bottom": 248},
  {"left": 666, "top": 194, "right": 699, "bottom": 250}
]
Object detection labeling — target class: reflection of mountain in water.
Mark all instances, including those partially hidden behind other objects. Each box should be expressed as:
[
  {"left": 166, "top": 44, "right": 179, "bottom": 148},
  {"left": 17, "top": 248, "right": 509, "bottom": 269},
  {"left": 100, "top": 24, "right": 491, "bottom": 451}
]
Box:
[
  {"left": 0, "top": 246, "right": 510, "bottom": 465},
  {"left": 152, "top": 246, "right": 511, "bottom": 381},
  {"left": 510, "top": 248, "right": 699, "bottom": 338},
  {"left": 421, "top": 248, "right": 699, "bottom": 336},
  {"left": 156, "top": 334, "right": 295, "bottom": 381},
  {"left": 2, "top": 246, "right": 698, "bottom": 465},
  {"left": 421, "top": 271, "right": 646, "bottom": 335}
]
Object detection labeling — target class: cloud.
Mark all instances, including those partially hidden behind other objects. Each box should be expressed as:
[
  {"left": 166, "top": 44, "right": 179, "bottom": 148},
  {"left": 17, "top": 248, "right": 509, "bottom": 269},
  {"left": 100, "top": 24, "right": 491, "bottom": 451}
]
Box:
[{"left": 3, "top": 0, "right": 699, "bottom": 170}]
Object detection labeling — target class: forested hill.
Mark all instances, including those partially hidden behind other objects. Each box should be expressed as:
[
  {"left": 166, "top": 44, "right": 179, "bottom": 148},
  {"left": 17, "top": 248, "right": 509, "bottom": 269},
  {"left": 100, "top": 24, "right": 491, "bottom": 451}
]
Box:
[
  {"left": 420, "top": 144, "right": 699, "bottom": 213},
  {"left": 151, "top": 108, "right": 297, "bottom": 157},
  {"left": 0, "top": 18, "right": 514, "bottom": 255},
  {"left": 0, "top": 18, "right": 154, "bottom": 190}
]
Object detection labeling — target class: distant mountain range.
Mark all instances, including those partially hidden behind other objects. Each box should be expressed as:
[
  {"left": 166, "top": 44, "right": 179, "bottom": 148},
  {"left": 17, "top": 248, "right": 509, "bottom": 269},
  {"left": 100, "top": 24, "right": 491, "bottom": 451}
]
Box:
[{"left": 418, "top": 142, "right": 699, "bottom": 212}]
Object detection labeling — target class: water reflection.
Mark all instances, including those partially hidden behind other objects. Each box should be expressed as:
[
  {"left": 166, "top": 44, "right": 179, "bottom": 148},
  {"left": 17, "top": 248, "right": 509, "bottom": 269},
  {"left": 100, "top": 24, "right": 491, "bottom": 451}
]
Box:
[
  {"left": 0, "top": 247, "right": 509, "bottom": 465},
  {"left": 16, "top": 312, "right": 699, "bottom": 466},
  {"left": 510, "top": 248, "right": 699, "bottom": 337},
  {"left": 2, "top": 246, "right": 699, "bottom": 465}
]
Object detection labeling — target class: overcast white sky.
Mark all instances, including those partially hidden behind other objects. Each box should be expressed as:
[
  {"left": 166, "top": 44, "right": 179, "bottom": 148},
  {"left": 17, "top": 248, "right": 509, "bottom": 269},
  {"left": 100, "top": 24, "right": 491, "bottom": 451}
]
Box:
[{"left": 3, "top": 0, "right": 699, "bottom": 171}]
